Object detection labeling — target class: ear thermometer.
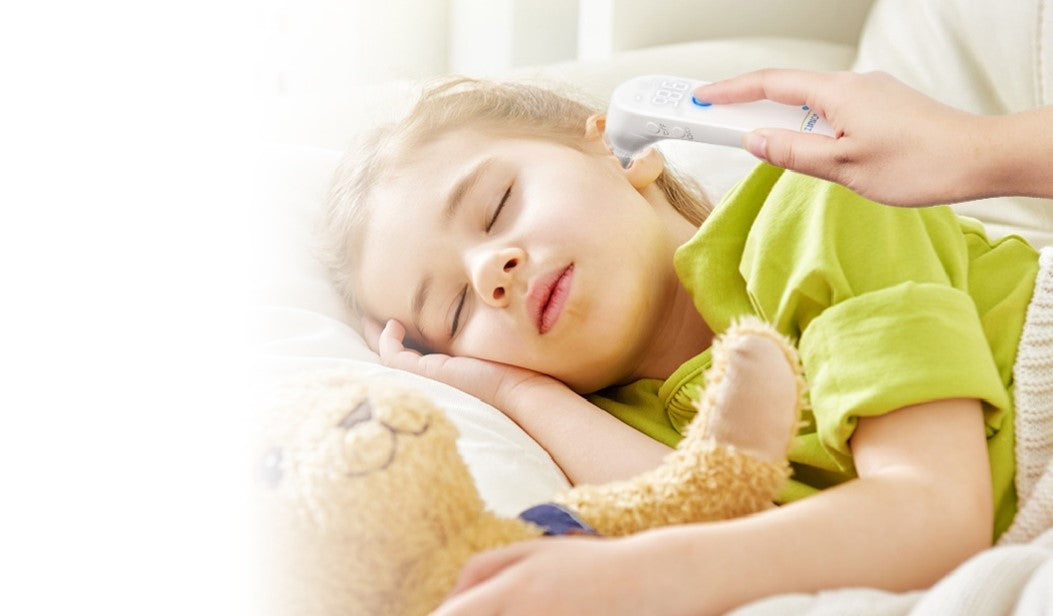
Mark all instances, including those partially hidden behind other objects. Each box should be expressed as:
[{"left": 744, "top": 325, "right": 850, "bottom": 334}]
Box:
[{"left": 605, "top": 74, "right": 836, "bottom": 167}]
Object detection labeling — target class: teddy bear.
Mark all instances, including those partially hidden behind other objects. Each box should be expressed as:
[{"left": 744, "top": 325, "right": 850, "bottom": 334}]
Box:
[{"left": 254, "top": 317, "right": 806, "bottom": 615}]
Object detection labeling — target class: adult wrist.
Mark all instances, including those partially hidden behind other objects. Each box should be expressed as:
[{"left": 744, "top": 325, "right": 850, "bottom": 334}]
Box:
[
  {"left": 974, "top": 111, "right": 1048, "bottom": 201},
  {"left": 945, "top": 113, "right": 1004, "bottom": 203}
]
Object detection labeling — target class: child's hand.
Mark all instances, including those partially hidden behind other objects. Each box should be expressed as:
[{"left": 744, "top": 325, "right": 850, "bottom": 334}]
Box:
[
  {"left": 431, "top": 534, "right": 702, "bottom": 616},
  {"left": 362, "top": 318, "right": 561, "bottom": 413},
  {"left": 364, "top": 318, "right": 673, "bottom": 486}
]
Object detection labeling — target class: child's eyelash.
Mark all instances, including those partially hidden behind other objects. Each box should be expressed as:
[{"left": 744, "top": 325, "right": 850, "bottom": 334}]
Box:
[
  {"left": 485, "top": 185, "right": 513, "bottom": 232},
  {"left": 450, "top": 286, "right": 468, "bottom": 337}
]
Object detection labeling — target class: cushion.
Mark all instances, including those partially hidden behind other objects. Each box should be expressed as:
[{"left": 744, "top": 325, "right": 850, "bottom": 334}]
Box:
[{"left": 852, "top": 0, "right": 1053, "bottom": 248}]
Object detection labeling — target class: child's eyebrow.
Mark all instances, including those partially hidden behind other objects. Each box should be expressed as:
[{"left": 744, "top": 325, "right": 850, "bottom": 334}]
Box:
[{"left": 442, "top": 158, "right": 494, "bottom": 225}]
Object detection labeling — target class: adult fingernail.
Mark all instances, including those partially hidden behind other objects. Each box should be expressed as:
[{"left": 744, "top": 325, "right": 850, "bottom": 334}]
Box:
[{"left": 744, "top": 132, "right": 767, "bottom": 159}]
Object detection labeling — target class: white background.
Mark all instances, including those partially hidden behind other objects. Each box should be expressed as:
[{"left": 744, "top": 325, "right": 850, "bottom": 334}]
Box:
[{"left": 3, "top": 1, "right": 260, "bottom": 613}]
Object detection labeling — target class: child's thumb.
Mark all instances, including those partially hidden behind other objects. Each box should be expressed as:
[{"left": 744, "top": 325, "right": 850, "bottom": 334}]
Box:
[{"left": 743, "top": 129, "right": 835, "bottom": 178}]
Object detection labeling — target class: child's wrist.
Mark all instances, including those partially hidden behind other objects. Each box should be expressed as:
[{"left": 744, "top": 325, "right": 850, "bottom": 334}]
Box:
[{"left": 493, "top": 373, "right": 570, "bottom": 418}]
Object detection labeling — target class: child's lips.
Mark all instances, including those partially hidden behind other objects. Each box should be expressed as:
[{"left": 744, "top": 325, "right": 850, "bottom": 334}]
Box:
[{"left": 527, "top": 264, "right": 574, "bottom": 334}]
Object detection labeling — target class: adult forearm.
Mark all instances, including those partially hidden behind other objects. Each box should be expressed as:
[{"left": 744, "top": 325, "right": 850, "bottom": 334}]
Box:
[
  {"left": 979, "top": 105, "right": 1053, "bottom": 201},
  {"left": 499, "top": 383, "right": 671, "bottom": 486}
]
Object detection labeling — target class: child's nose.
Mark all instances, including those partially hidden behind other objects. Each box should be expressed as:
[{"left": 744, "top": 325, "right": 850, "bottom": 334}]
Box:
[{"left": 471, "top": 247, "right": 524, "bottom": 307}]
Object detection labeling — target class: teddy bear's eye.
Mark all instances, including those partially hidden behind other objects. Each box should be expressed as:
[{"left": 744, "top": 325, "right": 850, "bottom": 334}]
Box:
[
  {"left": 339, "top": 399, "right": 373, "bottom": 430},
  {"left": 257, "top": 447, "right": 284, "bottom": 488}
]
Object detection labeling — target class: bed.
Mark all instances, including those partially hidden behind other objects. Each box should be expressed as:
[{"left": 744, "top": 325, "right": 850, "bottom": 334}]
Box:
[{"left": 254, "top": 0, "right": 1053, "bottom": 612}]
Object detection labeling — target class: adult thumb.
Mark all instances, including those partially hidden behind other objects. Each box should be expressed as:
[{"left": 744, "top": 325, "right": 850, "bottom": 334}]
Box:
[{"left": 744, "top": 129, "right": 835, "bottom": 178}]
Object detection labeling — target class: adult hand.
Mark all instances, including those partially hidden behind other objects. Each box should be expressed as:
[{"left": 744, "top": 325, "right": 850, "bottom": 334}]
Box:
[
  {"left": 693, "top": 69, "right": 995, "bottom": 206},
  {"left": 363, "top": 318, "right": 559, "bottom": 412}
]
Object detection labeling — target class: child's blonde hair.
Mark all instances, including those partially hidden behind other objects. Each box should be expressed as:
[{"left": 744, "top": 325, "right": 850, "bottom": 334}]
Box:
[{"left": 321, "top": 77, "right": 713, "bottom": 314}]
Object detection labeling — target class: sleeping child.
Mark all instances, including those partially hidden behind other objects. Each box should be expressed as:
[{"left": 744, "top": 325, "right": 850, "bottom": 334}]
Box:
[{"left": 319, "top": 76, "right": 1049, "bottom": 615}]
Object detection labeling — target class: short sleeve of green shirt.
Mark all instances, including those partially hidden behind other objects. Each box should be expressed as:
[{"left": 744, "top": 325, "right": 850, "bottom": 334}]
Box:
[
  {"left": 723, "top": 167, "right": 1012, "bottom": 472},
  {"left": 797, "top": 281, "right": 1006, "bottom": 472},
  {"left": 599, "top": 163, "right": 1038, "bottom": 539}
]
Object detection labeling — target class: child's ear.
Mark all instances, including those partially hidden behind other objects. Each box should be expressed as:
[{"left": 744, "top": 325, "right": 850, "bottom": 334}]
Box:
[
  {"left": 623, "top": 147, "right": 664, "bottom": 189},
  {"left": 584, "top": 114, "right": 664, "bottom": 189},
  {"left": 584, "top": 114, "right": 607, "bottom": 143}
]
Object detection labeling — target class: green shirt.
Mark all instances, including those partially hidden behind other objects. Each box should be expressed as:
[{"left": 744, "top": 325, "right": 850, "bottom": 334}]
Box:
[{"left": 590, "top": 164, "right": 1039, "bottom": 540}]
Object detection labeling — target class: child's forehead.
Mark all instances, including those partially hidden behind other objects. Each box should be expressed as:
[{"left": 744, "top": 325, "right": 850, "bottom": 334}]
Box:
[
  {"left": 382, "top": 129, "right": 517, "bottom": 183},
  {"left": 400, "top": 126, "right": 507, "bottom": 158}
]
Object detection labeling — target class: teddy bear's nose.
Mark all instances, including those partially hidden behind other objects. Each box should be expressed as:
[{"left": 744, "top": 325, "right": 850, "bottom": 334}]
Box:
[{"left": 339, "top": 399, "right": 373, "bottom": 430}]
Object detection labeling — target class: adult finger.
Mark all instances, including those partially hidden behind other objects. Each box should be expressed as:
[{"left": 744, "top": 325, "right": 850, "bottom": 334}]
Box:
[
  {"left": 693, "top": 68, "right": 831, "bottom": 107},
  {"left": 744, "top": 128, "right": 841, "bottom": 179}
]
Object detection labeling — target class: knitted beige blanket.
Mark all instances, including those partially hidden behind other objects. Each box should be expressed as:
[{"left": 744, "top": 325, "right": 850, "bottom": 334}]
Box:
[{"left": 1000, "top": 246, "right": 1053, "bottom": 545}]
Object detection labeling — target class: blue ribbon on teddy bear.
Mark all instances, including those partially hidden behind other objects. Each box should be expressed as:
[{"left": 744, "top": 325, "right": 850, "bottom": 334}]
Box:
[{"left": 519, "top": 503, "right": 599, "bottom": 536}]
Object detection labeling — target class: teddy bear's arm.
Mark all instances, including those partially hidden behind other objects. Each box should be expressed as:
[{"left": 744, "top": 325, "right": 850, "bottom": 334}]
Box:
[{"left": 555, "top": 318, "right": 805, "bottom": 536}]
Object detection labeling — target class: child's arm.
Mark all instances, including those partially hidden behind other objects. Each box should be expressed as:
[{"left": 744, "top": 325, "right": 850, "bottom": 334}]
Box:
[
  {"left": 434, "top": 397, "right": 993, "bottom": 615},
  {"left": 367, "top": 319, "right": 671, "bottom": 485}
]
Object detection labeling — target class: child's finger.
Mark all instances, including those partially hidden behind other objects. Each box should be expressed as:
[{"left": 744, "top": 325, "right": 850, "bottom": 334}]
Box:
[
  {"left": 361, "top": 317, "right": 383, "bottom": 352},
  {"left": 446, "top": 543, "right": 532, "bottom": 597},
  {"left": 432, "top": 544, "right": 533, "bottom": 615},
  {"left": 378, "top": 319, "right": 423, "bottom": 369},
  {"left": 378, "top": 319, "right": 405, "bottom": 355}
]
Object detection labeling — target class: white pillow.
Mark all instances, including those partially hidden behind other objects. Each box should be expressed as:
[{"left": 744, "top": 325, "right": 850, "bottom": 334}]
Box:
[{"left": 853, "top": 0, "right": 1053, "bottom": 248}]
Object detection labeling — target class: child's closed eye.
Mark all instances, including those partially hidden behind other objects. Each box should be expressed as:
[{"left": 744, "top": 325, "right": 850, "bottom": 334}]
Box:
[
  {"left": 485, "top": 184, "right": 513, "bottom": 232},
  {"left": 449, "top": 285, "right": 468, "bottom": 338}
]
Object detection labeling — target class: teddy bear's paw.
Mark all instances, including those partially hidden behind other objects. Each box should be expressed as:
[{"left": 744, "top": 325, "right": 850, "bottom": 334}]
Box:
[{"left": 693, "top": 317, "right": 804, "bottom": 463}]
